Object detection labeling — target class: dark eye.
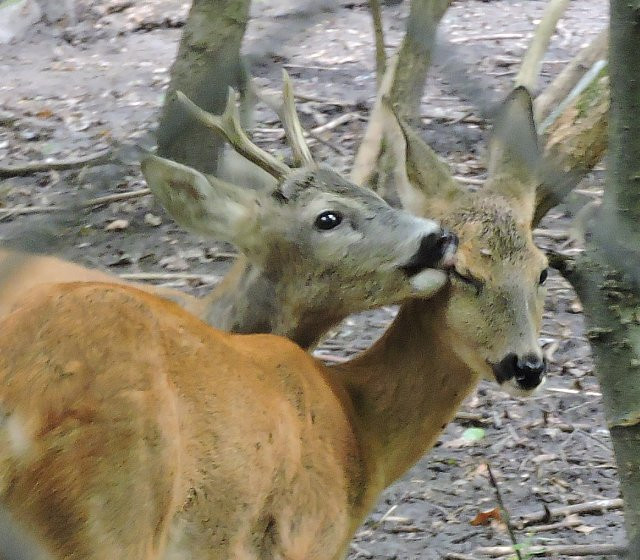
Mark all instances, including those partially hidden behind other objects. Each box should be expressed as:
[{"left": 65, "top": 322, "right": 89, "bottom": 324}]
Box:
[
  {"left": 539, "top": 268, "right": 548, "bottom": 285},
  {"left": 452, "top": 269, "right": 484, "bottom": 295},
  {"left": 314, "top": 210, "right": 343, "bottom": 231}
]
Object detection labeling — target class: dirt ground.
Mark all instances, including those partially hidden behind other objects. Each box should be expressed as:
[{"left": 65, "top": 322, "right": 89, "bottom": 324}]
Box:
[{"left": 0, "top": 0, "right": 620, "bottom": 558}]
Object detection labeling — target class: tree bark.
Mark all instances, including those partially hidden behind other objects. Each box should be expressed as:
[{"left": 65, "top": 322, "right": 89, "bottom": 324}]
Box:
[
  {"left": 369, "top": 0, "right": 387, "bottom": 86},
  {"left": 390, "top": 0, "right": 450, "bottom": 123},
  {"left": 556, "top": 0, "right": 640, "bottom": 543},
  {"left": 533, "top": 69, "right": 609, "bottom": 226},
  {"left": 156, "top": 0, "right": 251, "bottom": 174}
]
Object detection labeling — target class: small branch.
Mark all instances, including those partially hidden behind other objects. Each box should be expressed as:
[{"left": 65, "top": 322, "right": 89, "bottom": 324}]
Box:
[
  {"left": 369, "top": 0, "right": 386, "bottom": 86},
  {"left": 311, "top": 113, "right": 360, "bottom": 135},
  {"left": 534, "top": 28, "right": 608, "bottom": 123},
  {"left": 515, "top": 498, "right": 623, "bottom": 527},
  {"left": 516, "top": 0, "right": 570, "bottom": 91},
  {"left": 475, "top": 543, "right": 626, "bottom": 557},
  {"left": 81, "top": 188, "right": 151, "bottom": 208},
  {"left": 453, "top": 175, "right": 484, "bottom": 186},
  {"left": 0, "top": 150, "right": 112, "bottom": 178},
  {"left": 0, "top": 189, "right": 152, "bottom": 217},
  {"left": 292, "top": 92, "right": 355, "bottom": 108},
  {"left": 450, "top": 33, "right": 525, "bottom": 44},
  {"left": 443, "top": 553, "right": 480, "bottom": 560},
  {"left": 523, "top": 516, "right": 581, "bottom": 533},
  {"left": 486, "top": 464, "right": 522, "bottom": 560},
  {"left": 118, "top": 272, "right": 221, "bottom": 284}
]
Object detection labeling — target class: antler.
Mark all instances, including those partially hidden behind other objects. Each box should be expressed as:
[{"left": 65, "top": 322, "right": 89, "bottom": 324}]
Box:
[
  {"left": 175, "top": 89, "right": 290, "bottom": 181},
  {"left": 278, "top": 70, "right": 314, "bottom": 167}
]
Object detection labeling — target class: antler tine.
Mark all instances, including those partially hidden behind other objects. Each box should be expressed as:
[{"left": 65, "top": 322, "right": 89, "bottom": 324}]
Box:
[
  {"left": 175, "top": 89, "right": 290, "bottom": 181},
  {"left": 278, "top": 70, "right": 315, "bottom": 167}
]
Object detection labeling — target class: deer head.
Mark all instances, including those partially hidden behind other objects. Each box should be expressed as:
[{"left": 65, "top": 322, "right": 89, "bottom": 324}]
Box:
[
  {"left": 142, "top": 77, "right": 457, "bottom": 348},
  {"left": 389, "top": 88, "right": 548, "bottom": 394}
]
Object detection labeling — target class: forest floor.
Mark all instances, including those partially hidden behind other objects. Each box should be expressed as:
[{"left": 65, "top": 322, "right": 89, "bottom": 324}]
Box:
[{"left": 0, "top": 0, "right": 619, "bottom": 558}]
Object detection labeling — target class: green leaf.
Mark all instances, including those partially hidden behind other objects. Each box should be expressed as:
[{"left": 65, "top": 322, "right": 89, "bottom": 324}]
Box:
[{"left": 461, "top": 427, "right": 486, "bottom": 441}]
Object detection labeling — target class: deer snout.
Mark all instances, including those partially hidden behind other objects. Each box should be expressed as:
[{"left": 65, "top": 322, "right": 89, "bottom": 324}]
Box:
[
  {"left": 492, "top": 352, "right": 546, "bottom": 393},
  {"left": 401, "top": 230, "right": 458, "bottom": 277}
]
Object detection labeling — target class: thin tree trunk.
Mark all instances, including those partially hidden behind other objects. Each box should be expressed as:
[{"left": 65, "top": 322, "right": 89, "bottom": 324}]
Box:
[
  {"left": 390, "top": 0, "right": 450, "bottom": 123},
  {"left": 156, "top": 0, "right": 251, "bottom": 174},
  {"left": 369, "top": 0, "right": 387, "bottom": 86},
  {"left": 557, "top": 0, "right": 640, "bottom": 543}
]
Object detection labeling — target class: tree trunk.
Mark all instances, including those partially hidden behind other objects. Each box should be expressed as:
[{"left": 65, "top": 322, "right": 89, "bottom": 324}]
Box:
[
  {"left": 533, "top": 68, "right": 609, "bottom": 225},
  {"left": 558, "top": 0, "right": 640, "bottom": 543},
  {"left": 156, "top": 0, "right": 251, "bottom": 174},
  {"left": 390, "top": 0, "right": 450, "bottom": 123}
]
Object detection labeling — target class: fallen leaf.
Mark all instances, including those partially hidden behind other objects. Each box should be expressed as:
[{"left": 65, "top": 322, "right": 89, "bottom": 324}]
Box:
[
  {"left": 35, "top": 108, "right": 54, "bottom": 119},
  {"left": 471, "top": 507, "right": 502, "bottom": 526},
  {"left": 462, "top": 427, "right": 486, "bottom": 441},
  {"left": 144, "top": 213, "right": 161, "bottom": 226}
]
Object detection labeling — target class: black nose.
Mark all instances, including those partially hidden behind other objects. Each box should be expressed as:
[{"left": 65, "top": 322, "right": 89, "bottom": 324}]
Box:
[
  {"left": 401, "top": 229, "right": 458, "bottom": 277},
  {"left": 493, "top": 352, "right": 546, "bottom": 390}
]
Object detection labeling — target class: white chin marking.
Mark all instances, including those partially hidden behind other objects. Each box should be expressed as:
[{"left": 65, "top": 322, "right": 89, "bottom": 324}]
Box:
[
  {"left": 410, "top": 269, "right": 447, "bottom": 297},
  {"left": 499, "top": 375, "right": 546, "bottom": 397}
]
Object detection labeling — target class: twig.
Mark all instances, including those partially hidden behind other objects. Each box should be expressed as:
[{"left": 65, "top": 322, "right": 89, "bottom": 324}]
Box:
[
  {"left": 453, "top": 176, "right": 484, "bottom": 186},
  {"left": 305, "top": 130, "right": 349, "bottom": 156},
  {"left": 486, "top": 464, "right": 522, "bottom": 560},
  {"left": 515, "top": 498, "right": 623, "bottom": 527},
  {"left": 0, "top": 189, "right": 152, "bottom": 217},
  {"left": 544, "top": 387, "right": 602, "bottom": 397},
  {"left": 443, "top": 553, "right": 480, "bottom": 560},
  {"left": 292, "top": 92, "right": 355, "bottom": 108},
  {"left": 475, "top": 543, "right": 626, "bottom": 557},
  {"left": 522, "top": 516, "right": 581, "bottom": 533},
  {"left": 311, "top": 113, "right": 361, "bottom": 135},
  {"left": 81, "top": 188, "right": 151, "bottom": 207},
  {"left": 118, "top": 272, "right": 221, "bottom": 283},
  {"left": 0, "top": 150, "right": 112, "bottom": 178},
  {"left": 450, "top": 33, "right": 525, "bottom": 44}
]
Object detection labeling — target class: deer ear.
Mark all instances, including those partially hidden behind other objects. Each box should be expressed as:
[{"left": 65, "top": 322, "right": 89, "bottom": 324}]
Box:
[
  {"left": 141, "top": 154, "right": 264, "bottom": 250},
  {"left": 384, "top": 100, "right": 463, "bottom": 217},
  {"left": 486, "top": 87, "right": 540, "bottom": 219}
]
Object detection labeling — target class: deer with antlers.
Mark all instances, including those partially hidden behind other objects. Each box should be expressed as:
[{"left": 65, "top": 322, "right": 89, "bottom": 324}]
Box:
[
  {"left": 0, "top": 84, "right": 549, "bottom": 559},
  {"left": 0, "top": 74, "right": 454, "bottom": 350}
]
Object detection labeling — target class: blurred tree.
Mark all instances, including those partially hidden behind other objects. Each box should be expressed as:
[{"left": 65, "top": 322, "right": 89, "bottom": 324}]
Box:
[
  {"left": 553, "top": 0, "right": 640, "bottom": 544},
  {"left": 156, "top": 0, "right": 251, "bottom": 174}
]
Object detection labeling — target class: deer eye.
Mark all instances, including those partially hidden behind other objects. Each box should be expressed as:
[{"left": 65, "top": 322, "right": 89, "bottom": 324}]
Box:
[
  {"left": 314, "top": 211, "right": 343, "bottom": 231},
  {"left": 539, "top": 268, "right": 548, "bottom": 285},
  {"left": 451, "top": 269, "right": 484, "bottom": 295}
]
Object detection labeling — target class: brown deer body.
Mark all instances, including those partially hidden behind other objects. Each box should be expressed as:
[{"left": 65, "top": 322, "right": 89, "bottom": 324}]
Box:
[
  {"left": 0, "top": 79, "right": 450, "bottom": 350},
  {"left": 0, "top": 89, "right": 549, "bottom": 559}
]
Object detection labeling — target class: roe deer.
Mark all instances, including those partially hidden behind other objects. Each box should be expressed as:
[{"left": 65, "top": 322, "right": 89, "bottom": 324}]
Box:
[
  {"left": 0, "top": 75, "right": 451, "bottom": 349},
  {"left": 0, "top": 88, "right": 549, "bottom": 560}
]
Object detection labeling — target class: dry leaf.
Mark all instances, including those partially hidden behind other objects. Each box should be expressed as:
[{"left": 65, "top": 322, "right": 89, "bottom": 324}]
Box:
[
  {"left": 35, "top": 108, "right": 54, "bottom": 119},
  {"left": 144, "top": 213, "right": 161, "bottom": 226},
  {"left": 470, "top": 507, "right": 502, "bottom": 526}
]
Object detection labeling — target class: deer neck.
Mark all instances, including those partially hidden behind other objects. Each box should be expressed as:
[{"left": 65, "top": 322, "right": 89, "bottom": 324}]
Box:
[
  {"left": 331, "top": 296, "right": 480, "bottom": 497},
  {"left": 198, "top": 257, "right": 341, "bottom": 349}
]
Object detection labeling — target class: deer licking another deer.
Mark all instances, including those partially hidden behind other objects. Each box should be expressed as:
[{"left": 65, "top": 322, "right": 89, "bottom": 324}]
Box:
[
  {"left": 0, "top": 87, "right": 548, "bottom": 559},
  {"left": 0, "top": 74, "right": 452, "bottom": 350}
]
